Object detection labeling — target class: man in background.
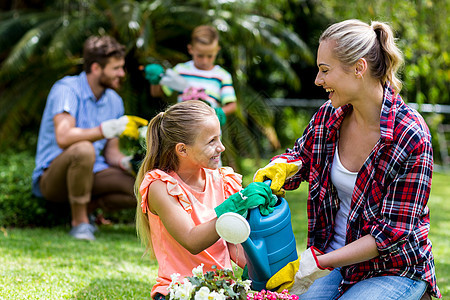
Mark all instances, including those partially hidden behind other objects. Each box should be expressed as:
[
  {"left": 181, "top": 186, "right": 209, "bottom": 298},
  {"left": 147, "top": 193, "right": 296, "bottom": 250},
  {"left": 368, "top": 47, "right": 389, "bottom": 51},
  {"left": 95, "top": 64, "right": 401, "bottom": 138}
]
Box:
[{"left": 32, "top": 35, "right": 147, "bottom": 241}]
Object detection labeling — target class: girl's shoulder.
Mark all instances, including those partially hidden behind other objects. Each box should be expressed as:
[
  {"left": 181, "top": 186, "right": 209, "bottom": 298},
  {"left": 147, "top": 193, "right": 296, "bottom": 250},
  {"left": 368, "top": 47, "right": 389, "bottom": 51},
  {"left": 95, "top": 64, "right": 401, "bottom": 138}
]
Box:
[
  {"left": 216, "top": 166, "right": 242, "bottom": 181},
  {"left": 142, "top": 169, "right": 178, "bottom": 186},
  {"left": 214, "top": 167, "right": 243, "bottom": 197},
  {"left": 203, "top": 167, "right": 242, "bottom": 184},
  {"left": 140, "top": 169, "right": 193, "bottom": 213}
]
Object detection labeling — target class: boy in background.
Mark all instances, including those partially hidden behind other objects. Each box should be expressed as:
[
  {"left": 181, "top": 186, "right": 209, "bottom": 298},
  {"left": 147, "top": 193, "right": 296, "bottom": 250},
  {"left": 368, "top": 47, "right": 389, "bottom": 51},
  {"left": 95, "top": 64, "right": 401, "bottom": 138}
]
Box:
[{"left": 147, "top": 25, "right": 237, "bottom": 123}]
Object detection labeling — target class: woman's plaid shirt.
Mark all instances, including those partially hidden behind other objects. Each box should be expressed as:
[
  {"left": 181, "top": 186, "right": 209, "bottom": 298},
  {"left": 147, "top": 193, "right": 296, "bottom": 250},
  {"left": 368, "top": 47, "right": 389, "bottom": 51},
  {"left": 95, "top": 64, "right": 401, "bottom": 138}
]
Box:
[{"left": 273, "top": 84, "right": 441, "bottom": 298}]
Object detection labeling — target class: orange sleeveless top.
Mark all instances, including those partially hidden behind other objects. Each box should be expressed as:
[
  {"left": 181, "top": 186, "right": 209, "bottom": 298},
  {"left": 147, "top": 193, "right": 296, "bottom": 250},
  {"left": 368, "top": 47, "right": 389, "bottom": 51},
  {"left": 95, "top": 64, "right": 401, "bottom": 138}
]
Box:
[{"left": 139, "top": 167, "right": 242, "bottom": 297}]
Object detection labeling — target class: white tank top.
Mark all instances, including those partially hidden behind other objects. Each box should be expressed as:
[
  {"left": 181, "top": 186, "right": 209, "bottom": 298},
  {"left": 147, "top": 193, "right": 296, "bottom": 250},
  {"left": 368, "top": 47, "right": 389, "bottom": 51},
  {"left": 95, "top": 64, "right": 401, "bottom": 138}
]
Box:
[{"left": 326, "top": 146, "right": 358, "bottom": 253}]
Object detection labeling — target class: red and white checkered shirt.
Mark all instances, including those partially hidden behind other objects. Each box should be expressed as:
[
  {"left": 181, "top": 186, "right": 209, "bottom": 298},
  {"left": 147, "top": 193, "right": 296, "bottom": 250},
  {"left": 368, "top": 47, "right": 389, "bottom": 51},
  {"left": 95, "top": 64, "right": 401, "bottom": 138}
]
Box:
[{"left": 273, "top": 84, "right": 441, "bottom": 298}]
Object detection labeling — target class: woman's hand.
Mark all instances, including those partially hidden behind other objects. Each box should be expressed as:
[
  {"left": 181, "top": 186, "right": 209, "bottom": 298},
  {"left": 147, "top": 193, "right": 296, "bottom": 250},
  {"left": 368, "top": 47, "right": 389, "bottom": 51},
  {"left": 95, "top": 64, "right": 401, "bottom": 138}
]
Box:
[
  {"left": 253, "top": 162, "right": 301, "bottom": 196},
  {"left": 266, "top": 247, "right": 332, "bottom": 295}
]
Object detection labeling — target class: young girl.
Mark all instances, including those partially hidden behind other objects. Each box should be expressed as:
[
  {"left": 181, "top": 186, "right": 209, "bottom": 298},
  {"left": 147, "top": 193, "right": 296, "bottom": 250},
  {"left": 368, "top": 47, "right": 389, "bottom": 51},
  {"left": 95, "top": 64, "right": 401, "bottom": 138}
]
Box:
[{"left": 135, "top": 100, "right": 275, "bottom": 299}]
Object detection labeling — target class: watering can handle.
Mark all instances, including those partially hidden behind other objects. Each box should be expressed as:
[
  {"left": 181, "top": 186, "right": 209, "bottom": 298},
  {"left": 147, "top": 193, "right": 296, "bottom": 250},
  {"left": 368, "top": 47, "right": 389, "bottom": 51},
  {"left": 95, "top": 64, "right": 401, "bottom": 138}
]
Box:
[{"left": 241, "top": 179, "right": 276, "bottom": 282}]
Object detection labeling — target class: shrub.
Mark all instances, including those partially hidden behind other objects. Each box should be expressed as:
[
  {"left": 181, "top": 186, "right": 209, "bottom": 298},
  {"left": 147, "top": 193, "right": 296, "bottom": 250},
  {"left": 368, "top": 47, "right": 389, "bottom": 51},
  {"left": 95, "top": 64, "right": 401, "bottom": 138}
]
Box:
[
  {"left": 0, "top": 150, "right": 68, "bottom": 227},
  {"left": 0, "top": 151, "right": 134, "bottom": 227}
]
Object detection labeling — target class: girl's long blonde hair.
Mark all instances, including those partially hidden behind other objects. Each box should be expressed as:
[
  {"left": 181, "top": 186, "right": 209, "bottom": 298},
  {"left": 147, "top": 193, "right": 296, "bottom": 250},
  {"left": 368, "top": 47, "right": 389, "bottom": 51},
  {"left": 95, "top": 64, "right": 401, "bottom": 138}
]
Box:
[{"left": 134, "top": 100, "right": 216, "bottom": 256}]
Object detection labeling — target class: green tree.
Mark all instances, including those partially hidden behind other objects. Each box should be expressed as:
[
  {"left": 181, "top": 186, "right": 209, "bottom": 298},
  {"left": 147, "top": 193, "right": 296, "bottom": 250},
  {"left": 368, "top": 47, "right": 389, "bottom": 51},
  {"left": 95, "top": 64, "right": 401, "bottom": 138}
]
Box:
[{"left": 0, "top": 0, "right": 314, "bottom": 169}]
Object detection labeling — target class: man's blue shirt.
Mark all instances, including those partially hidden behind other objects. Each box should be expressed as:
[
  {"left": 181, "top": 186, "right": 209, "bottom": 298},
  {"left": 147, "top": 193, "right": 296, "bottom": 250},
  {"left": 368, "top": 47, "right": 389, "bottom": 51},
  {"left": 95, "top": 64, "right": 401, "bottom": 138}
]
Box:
[{"left": 32, "top": 72, "right": 124, "bottom": 197}]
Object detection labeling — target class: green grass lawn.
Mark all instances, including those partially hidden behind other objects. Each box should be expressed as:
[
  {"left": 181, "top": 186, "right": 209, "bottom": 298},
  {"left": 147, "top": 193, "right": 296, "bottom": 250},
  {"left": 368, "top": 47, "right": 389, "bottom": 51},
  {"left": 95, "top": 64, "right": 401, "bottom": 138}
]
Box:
[
  {"left": 0, "top": 225, "right": 158, "bottom": 299},
  {"left": 427, "top": 172, "right": 450, "bottom": 297},
  {"left": 1, "top": 172, "right": 449, "bottom": 299}
]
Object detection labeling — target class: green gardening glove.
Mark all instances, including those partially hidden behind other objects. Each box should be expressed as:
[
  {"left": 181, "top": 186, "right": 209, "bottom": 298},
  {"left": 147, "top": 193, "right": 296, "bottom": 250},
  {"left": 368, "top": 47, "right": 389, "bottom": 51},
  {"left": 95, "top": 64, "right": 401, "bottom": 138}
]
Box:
[
  {"left": 214, "top": 107, "right": 227, "bottom": 127},
  {"left": 144, "top": 64, "right": 165, "bottom": 84},
  {"left": 214, "top": 182, "right": 277, "bottom": 218}
]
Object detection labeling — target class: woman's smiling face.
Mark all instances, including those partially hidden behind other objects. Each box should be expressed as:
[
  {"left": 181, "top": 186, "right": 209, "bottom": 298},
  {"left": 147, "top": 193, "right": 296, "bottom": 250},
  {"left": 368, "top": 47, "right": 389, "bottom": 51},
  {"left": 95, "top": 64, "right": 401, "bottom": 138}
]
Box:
[
  {"left": 314, "top": 40, "right": 359, "bottom": 108},
  {"left": 186, "top": 115, "right": 225, "bottom": 170}
]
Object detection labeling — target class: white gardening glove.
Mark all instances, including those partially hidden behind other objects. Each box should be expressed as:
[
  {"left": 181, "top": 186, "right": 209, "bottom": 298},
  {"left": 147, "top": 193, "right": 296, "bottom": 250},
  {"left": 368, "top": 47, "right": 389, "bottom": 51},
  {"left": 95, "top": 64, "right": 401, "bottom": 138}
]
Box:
[
  {"left": 119, "top": 155, "right": 135, "bottom": 175},
  {"left": 138, "top": 126, "right": 148, "bottom": 141},
  {"left": 160, "top": 68, "right": 190, "bottom": 92},
  {"left": 290, "top": 247, "right": 332, "bottom": 295},
  {"left": 100, "top": 115, "right": 148, "bottom": 139}
]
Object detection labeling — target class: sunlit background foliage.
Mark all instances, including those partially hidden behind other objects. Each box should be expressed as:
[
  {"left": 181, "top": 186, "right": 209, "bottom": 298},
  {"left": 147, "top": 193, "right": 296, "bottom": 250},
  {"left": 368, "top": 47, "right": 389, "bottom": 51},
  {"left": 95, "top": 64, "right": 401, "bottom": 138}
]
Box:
[{"left": 0, "top": 0, "right": 448, "bottom": 169}]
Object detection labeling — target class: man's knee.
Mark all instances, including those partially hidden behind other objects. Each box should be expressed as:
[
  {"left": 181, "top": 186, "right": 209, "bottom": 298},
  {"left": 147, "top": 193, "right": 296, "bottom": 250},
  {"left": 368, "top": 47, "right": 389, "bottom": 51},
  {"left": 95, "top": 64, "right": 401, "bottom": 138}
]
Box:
[{"left": 67, "top": 141, "right": 96, "bottom": 166}]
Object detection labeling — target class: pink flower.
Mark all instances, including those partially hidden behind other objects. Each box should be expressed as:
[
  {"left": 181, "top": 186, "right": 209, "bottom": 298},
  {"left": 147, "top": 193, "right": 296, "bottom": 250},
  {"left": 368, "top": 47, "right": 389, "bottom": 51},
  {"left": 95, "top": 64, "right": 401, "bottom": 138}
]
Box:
[{"left": 247, "top": 289, "right": 298, "bottom": 300}]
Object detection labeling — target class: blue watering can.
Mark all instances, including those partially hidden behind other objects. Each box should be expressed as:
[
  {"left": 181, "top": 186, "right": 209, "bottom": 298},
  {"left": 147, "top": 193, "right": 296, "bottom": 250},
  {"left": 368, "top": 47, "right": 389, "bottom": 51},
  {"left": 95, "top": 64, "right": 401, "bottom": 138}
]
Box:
[
  {"left": 242, "top": 185, "right": 298, "bottom": 291},
  {"left": 215, "top": 180, "right": 298, "bottom": 291}
]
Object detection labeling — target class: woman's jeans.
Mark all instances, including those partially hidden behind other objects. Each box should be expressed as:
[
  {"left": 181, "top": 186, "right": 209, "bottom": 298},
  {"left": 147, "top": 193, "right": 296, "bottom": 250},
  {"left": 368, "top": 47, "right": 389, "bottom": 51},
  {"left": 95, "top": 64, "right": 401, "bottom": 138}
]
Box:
[{"left": 299, "top": 268, "right": 428, "bottom": 300}]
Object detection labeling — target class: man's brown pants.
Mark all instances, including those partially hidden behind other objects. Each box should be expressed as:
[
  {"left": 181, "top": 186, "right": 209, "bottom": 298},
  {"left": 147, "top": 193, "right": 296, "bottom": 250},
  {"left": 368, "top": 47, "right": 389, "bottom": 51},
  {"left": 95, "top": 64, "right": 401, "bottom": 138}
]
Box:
[{"left": 39, "top": 141, "right": 136, "bottom": 213}]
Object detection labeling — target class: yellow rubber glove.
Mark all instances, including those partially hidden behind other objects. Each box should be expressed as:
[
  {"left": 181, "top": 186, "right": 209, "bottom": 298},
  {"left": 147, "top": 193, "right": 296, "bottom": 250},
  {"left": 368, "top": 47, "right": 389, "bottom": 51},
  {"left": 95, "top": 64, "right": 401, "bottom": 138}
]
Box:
[
  {"left": 267, "top": 247, "right": 332, "bottom": 295},
  {"left": 254, "top": 163, "right": 299, "bottom": 196},
  {"left": 266, "top": 258, "right": 300, "bottom": 292},
  {"left": 122, "top": 116, "right": 148, "bottom": 139}
]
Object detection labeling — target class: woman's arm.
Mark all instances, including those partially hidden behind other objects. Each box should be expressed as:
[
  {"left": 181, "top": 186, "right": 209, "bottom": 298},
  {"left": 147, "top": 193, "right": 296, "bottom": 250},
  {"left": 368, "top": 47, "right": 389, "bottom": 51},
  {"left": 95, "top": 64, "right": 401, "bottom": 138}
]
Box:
[
  {"left": 148, "top": 180, "right": 220, "bottom": 255},
  {"left": 317, "top": 235, "right": 379, "bottom": 268},
  {"left": 360, "top": 136, "right": 433, "bottom": 260}
]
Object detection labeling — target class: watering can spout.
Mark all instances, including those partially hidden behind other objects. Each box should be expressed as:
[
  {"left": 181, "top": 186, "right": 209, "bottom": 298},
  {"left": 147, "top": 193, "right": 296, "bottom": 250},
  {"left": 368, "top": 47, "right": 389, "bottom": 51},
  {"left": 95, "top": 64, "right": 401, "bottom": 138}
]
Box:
[{"left": 242, "top": 236, "right": 271, "bottom": 279}]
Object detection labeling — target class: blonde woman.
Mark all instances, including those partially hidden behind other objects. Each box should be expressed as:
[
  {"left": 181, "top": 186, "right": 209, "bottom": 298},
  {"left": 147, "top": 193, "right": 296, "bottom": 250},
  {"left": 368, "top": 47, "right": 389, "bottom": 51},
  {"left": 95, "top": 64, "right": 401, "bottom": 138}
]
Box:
[{"left": 257, "top": 20, "right": 441, "bottom": 299}]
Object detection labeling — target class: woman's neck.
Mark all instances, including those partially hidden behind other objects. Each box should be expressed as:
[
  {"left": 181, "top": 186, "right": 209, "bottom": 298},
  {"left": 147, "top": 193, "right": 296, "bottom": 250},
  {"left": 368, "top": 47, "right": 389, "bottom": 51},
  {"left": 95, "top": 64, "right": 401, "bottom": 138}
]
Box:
[{"left": 350, "top": 81, "right": 384, "bottom": 129}]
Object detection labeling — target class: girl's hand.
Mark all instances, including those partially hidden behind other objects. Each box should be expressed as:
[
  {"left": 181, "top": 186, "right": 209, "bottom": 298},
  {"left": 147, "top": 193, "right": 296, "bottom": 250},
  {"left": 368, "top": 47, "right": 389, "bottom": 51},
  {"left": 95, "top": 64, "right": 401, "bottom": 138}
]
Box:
[{"left": 214, "top": 182, "right": 277, "bottom": 217}]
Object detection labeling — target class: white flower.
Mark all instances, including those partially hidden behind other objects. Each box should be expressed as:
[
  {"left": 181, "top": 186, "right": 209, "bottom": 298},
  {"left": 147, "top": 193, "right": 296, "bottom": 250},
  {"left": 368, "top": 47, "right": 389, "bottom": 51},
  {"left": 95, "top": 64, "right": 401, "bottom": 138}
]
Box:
[
  {"left": 168, "top": 272, "right": 181, "bottom": 290},
  {"left": 174, "top": 279, "right": 194, "bottom": 300},
  {"left": 192, "top": 263, "right": 204, "bottom": 278},
  {"left": 168, "top": 285, "right": 179, "bottom": 300},
  {"left": 241, "top": 279, "right": 252, "bottom": 291},
  {"left": 194, "top": 286, "right": 211, "bottom": 300},
  {"left": 170, "top": 273, "right": 181, "bottom": 283},
  {"left": 167, "top": 265, "right": 249, "bottom": 299},
  {"left": 209, "top": 290, "right": 226, "bottom": 300}
]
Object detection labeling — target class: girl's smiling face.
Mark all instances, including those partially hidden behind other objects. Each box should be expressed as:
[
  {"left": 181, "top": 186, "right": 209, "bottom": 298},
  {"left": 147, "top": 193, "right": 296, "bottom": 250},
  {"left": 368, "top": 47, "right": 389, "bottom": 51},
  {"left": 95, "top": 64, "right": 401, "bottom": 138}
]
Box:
[
  {"left": 314, "top": 40, "right": 360, "bottom": 108},
  {"left": 185, "top": 115, "right": 225, "bottom": 170}
]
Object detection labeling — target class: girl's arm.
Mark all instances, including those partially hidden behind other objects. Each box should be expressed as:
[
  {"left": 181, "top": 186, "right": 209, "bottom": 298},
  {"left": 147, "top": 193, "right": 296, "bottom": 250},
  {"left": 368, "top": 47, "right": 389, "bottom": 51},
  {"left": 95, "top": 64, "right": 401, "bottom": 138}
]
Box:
[
  {"left": 317, "top": 234, "right": 379, "bottom": 268},
  {"left": 227, "top": 243, "right": 246, "bottom": 269},
  {"left": 148, "top": 180, "right": 220, "bottom": 255}
]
